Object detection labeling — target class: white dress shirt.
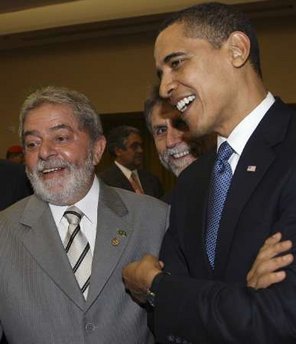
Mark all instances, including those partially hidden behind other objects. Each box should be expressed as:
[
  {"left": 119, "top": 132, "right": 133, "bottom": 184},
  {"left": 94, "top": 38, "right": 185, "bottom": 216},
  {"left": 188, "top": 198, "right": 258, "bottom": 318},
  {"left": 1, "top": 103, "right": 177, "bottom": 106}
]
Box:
[
  {"left": 114, "top": 160, "right": 143, "bottom": 188},
  {"left": 217, "top": 92, "right": 275, "bottom": 173},
  {"left": 49, "top": 176, "right": 100, "bottom": 255}
]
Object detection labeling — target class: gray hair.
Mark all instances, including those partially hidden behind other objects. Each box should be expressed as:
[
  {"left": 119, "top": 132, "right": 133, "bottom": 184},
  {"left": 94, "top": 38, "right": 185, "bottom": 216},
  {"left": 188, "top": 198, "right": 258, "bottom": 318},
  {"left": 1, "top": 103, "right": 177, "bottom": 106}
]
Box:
[
  {"left": 143, "top": 85, "right": 163, "bottom": 134},
  {"left": 19, "top": 86, "right": 103, "bottom": 144}
]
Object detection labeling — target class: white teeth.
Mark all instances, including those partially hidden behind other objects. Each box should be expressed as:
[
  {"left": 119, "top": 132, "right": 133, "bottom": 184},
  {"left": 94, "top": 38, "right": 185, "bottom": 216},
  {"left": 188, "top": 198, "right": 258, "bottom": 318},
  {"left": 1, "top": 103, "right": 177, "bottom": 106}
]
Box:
[
  {"left": 42, "top": 167, "right": 61, "bottom": 174},
  {"left": 176, "top": 95, "right": 196, "bottom": 113},
  {"left": 170, "top": 149, "right": 189, "bottom": 159}
]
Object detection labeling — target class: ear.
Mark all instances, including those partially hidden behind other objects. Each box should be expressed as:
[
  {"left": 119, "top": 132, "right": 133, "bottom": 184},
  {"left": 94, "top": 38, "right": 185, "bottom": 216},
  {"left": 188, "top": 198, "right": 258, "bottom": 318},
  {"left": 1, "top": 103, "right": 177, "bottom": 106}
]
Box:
[
  {"left": 92, "top": 136, "right": 106, "bottom": 166},
  {"left": 227, "top": 31, "right": 250, "bottom": 68}
]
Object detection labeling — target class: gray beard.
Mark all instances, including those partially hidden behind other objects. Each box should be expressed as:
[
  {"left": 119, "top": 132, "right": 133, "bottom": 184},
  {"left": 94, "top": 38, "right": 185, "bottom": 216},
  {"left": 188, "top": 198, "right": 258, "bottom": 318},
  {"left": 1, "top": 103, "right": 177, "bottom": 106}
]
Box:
[
  {"left": 26, "top": 151, "right": 94, "bottom": 206},
  {"left": 159, "top": 142, "right": 195, "bottom": 177}
]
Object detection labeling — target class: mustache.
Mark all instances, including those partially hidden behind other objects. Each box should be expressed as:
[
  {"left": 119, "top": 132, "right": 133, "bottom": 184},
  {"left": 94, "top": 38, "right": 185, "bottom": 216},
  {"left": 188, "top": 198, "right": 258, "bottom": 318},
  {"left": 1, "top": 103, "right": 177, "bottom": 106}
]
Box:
[
  {"left": 165, "top": 143, "right": 190, "bottom": 157},
  {"left": 35, "top": 158, "right": 71, "bottom": 173}
]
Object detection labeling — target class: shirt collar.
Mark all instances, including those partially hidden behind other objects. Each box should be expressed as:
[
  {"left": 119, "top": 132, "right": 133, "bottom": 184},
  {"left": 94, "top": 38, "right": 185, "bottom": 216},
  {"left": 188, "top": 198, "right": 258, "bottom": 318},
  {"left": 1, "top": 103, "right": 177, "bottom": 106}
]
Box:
[
  {"left": 217, "top": 92, "right": 275, "bottom": 155},
  {"left": 115, "top": 160, "right": 134, "bottom": 179},
  {"left": 49, "top": 176, "right": 100, "bottom": 224}
]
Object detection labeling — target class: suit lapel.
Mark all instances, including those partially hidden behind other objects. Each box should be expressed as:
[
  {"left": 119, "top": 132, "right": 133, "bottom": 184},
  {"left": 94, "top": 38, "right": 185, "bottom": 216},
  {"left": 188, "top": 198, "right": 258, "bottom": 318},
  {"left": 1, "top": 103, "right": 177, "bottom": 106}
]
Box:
[
  {"left": 113, "top": 164, "right": 134, "bottom": 192},
  {"left": 215, "top": 99, "right": 292, "bottom": 276},
  {"left": 86, "top": 182, "right": 131, "bottom": 309},
  {"left": 19, "top": 196, "right": 85, "bottom": 310}
]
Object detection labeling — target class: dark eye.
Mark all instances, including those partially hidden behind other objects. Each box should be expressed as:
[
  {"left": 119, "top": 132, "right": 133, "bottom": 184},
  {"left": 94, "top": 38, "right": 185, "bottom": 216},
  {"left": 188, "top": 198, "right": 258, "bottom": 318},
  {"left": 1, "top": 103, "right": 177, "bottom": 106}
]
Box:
[
  {"left": 56, "top": 135, "right": 68, "bottom": 143},
  {"left": 24, "top": 141, "right": 38, "bottom": 151},
  {"left": 154, "top": 126, "right": 168, "bottom": 137},
  {"left": 171, "top": 58, "right": 183, "bottom": 69}
]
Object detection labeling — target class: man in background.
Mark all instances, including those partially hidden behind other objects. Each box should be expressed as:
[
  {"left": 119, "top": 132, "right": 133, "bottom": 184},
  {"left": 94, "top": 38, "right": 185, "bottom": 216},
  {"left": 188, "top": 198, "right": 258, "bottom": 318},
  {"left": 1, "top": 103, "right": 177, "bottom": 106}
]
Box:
[
  {"left": 144, "top": 87, "right": 215, "bottom": 202},
  {"left": 0, "top": 86, "right": 168, "bottom": 344},
  {"left": 100, "top": 125, "right": 163, "bottom": 198}
]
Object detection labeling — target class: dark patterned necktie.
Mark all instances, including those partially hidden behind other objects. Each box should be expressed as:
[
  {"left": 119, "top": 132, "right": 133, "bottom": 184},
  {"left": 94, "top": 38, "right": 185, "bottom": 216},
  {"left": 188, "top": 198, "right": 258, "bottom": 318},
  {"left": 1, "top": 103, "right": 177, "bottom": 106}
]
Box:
[
  {"left": 206, "top": 141, "right": 234, "bottom": 268},
  {"left": 64, "top": 206, "right": 92, "bottom": 299}
]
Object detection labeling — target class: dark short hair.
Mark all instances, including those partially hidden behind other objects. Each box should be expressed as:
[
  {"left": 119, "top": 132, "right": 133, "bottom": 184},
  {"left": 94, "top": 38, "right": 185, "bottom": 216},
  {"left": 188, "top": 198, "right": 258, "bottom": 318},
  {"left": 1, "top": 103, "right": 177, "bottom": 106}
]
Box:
[
  {"left": 19, "top": 86, "right": 103, "bottom": 144},
  {"left": 159, "top": 2, "right": 261, "bottom": 77},
  {"left": 107, "top": 125, "right": 141, "bottom": 157}
]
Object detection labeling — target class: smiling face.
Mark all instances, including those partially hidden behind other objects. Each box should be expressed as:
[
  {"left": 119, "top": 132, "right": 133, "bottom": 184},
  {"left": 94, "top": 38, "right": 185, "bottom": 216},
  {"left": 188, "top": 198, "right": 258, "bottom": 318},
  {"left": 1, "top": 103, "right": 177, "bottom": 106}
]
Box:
[
  {"left": 155, "top": 22, "right": 245, "bottom": 138},
  {"left": 151, "top": 102, "right": 196, "bottom": 176},
  {"left": 23, "top": 103, "right": 105, "bottom": 205}
]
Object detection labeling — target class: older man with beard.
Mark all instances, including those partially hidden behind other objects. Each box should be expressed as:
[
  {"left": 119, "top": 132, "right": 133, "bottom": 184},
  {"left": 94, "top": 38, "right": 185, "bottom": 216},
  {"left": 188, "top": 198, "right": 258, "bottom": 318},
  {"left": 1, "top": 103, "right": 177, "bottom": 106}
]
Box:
[
  {"left": 144, "top": 87, "right": 214, "bottom": 202},
  {"left": 0, "top": 86, "right": 169, "bottom": 344}
]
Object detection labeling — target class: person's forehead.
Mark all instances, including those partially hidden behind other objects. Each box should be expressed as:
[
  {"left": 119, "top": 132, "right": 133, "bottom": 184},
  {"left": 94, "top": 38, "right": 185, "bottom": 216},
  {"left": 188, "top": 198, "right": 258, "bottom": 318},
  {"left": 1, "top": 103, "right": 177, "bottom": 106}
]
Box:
[
  {"left": 154, "top": 23, "right": 186, "bottom": 59},
  {"left": 23, "top": 103, "right": 82, "bottom": 138},
  {"left": 25, "top": 103, "right": 76, "bottom": 124},
  {"left": 126, "top": 132, "right": 142, "bottom": 143}
]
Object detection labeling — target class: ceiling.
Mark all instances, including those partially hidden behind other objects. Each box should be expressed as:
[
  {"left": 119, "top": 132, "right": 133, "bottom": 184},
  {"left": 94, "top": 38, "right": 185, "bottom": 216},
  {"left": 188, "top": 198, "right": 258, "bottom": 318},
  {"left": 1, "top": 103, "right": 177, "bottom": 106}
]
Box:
[
  {"left": 0, "top": 0, "right": 294, "bottom": 51},
  {"left": 0, "top": 0, "right": 283, "bottom": 35}
]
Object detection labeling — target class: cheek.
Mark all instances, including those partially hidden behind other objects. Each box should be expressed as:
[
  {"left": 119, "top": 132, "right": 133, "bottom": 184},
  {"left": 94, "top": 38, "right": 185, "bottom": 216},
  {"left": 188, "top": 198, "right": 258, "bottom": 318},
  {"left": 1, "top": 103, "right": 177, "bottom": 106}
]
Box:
[
  {"left": 154, "top": 139, "right": 166, "bottom": 154},
  {"left": 25, "top": 153, "right": 38, "bottom": 172}
]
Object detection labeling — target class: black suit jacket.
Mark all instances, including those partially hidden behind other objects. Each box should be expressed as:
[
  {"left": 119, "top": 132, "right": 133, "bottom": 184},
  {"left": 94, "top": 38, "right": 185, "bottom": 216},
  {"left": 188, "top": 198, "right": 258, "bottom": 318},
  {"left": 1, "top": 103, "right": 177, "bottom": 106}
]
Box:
[
  {"left": 0, "top": 160, "right": 32, "bottom": 211},
  {"left": 152, "top": 99, "right": 296, "bottom": 343},
  {"left": 99, "top": 163, "right": 163, "bottom": 199}
]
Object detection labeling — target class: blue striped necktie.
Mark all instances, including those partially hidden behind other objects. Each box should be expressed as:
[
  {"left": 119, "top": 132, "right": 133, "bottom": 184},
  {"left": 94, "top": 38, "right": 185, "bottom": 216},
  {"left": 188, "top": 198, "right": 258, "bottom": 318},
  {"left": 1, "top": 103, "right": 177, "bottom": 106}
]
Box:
[
  {"left": 64, "top": 206, "right": 92, "bottom": 299},
  {"left": 206, "top": 141, "right": 234, "bottom": 268}
]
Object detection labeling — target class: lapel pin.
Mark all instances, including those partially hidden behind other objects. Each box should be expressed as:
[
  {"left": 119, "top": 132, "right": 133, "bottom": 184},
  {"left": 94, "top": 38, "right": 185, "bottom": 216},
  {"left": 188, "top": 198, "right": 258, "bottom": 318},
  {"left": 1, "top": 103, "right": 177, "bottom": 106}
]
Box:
[
  {"left": 117, "top": 229, "right": 127, "bottom": 237},
  {"left": 247, "top": 165, "right": 256, "bottom": 172},
  {"left": 111, "top": 237, "right": 120, "bottom": 246}
]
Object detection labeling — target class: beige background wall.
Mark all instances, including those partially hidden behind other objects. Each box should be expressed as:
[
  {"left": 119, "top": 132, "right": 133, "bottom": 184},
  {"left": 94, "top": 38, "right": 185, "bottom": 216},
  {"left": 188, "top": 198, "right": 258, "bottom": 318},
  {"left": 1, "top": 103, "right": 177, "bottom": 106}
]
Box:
[{"left": 0, "top": 15, "right": 295, "bottom": 159}]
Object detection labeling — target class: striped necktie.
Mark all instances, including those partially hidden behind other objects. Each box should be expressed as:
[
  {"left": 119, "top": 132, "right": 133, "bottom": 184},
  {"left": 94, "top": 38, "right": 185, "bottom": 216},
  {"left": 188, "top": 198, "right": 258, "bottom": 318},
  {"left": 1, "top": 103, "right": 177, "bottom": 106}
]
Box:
[
  {"left": 206, "top": 141, "right": 234, "bottom": 268},
  {"left": 64, "top": 206, "right": 92, "bottom": 299}
]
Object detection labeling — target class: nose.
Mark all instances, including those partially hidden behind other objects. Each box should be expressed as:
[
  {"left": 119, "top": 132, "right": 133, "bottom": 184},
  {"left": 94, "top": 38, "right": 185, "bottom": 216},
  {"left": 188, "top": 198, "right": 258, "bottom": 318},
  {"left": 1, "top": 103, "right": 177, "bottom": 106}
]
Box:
[
  {"left": 137, "top": 145, "right": 143, "bottom": 154},
  {"left": 38, "top": 140, "right": 58, "bottom": 160},
  {"left": 159, "top": 72, "right": 176, "bottom": 99},
  {"left": 166, "top": 126, "right": 182, "bottom": 148}
]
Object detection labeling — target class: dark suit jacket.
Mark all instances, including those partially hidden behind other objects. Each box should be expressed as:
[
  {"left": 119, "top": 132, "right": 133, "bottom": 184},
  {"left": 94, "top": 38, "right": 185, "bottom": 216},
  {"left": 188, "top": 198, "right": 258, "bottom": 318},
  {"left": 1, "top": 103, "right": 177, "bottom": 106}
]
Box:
[
  {"left": 0, "top": 159, "right": 32, "bottom": 211},
  {"left": 99, "top": 163, "right": 163, "bottom": 198},
  {"left": 151, "top": 99, "right": 296, "bottom": 343}
]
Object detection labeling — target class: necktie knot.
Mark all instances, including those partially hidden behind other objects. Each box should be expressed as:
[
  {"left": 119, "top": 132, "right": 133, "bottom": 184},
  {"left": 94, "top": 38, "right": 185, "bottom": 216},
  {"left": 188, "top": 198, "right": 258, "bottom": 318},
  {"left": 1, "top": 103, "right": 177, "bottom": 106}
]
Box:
[
  {"left": 64, "top": 206, "right": 83, "bottom": 226},
  {"left": 216, "top": 142, "right": 233, "bottom": 173}
]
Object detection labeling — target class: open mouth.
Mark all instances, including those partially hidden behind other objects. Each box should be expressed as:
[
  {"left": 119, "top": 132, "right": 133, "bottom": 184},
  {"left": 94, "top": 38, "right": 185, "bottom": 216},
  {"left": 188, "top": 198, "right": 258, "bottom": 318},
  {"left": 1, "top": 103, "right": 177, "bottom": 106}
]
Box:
[
  {"left": 176, "top": 95, "right": 196, "bottom": 113},
  {"left": 42, "top": 167, "right": 64, "bottom": 174},
  {"left": 39, "top": 166, "right": 67, "bottom": 179},
  {"left": 169, "top": 148, "right": 190, "bottom": 160}
]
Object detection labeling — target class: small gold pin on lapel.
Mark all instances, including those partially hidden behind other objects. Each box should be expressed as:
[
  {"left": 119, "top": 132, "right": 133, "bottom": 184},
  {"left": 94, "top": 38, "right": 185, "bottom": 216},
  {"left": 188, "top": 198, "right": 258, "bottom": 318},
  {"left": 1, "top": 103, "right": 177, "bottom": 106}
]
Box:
[
  {"left": 247, "top": 165, "right": 256, "bottom": 172},
  {"left": 111, "top": 237, "right": 120, "bottom": 246},
  {"left": 117, "top": 229, "right": 127, "bottom": 237}
]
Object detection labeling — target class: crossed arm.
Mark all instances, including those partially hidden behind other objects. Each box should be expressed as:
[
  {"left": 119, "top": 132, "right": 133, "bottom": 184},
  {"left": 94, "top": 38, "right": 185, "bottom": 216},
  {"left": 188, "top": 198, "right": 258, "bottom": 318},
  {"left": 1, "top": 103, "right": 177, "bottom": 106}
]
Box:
[{"left": 123, "top": 232, "right": 293, "bottom": 303}]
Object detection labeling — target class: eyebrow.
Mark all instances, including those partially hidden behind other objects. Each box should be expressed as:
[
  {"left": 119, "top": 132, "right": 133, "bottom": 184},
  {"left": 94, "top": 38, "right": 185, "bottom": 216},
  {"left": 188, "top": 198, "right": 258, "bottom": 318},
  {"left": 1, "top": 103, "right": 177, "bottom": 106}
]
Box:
[
  {"left": 156, "top": 51, "right": 186, "bottom": 78},
  {"left": 23, "top": 124, "right": 73, "bottom": 138},
  {"left": 163, "top": 51, "right": 186, "bottom": 64}
]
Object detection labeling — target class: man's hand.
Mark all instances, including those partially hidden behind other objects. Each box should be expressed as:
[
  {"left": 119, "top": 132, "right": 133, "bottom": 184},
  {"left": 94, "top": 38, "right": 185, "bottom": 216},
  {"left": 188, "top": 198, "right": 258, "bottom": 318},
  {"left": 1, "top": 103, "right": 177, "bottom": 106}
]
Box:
[
  {"left": 122, "top": 254, "right": 163, "bottom": 303},
  {"left": 247, "top": 232, "right": 293, "bottom": 289}
]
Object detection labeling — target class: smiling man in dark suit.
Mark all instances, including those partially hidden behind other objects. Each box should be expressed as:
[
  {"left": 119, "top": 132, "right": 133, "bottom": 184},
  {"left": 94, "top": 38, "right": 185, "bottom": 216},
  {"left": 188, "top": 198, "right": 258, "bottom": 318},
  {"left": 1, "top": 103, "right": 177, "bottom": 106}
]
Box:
[
  {"left": 123, "top": 2, "right": 296, "bottom": 343},
  {"left": 100, "top": 125, "right": 163, "bottom": 198}
]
